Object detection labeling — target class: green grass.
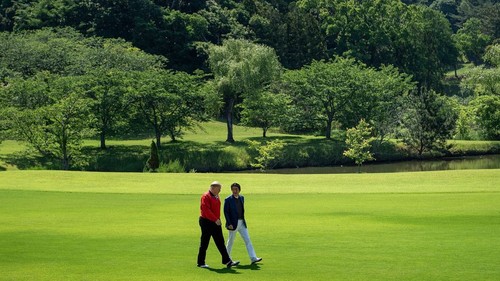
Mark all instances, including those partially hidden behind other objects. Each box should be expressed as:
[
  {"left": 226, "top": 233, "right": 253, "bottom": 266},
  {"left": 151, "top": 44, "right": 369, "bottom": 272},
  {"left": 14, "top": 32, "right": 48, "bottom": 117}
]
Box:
[
  {"left": 445, "top": 63, "right": 476, "bottom": 78},
  {"left": 1, "top": 170, "right": 499, "bottom": 280}
]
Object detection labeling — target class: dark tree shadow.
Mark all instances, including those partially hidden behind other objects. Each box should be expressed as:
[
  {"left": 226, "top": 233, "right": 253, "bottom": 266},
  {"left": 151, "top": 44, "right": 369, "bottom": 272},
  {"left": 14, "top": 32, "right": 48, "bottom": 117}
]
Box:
[{"left": 1, "top": 151, "right": 58, "bottom": 170}]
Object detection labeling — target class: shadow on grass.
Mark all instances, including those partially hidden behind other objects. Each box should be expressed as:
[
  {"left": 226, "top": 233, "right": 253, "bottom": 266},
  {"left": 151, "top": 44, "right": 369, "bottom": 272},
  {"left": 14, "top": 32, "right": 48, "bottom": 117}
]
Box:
[
  {"left": 1, "top": 151, "right": 59, "bottom": 170},
  {"left": 236, "top": 263, "right": 261, "bottom": 270},
  {"left": 204, "top": 267, "right": 241, "bottom": 274},
  {"left": 202, "top": 263, "right": 261, "bottom": 274}
]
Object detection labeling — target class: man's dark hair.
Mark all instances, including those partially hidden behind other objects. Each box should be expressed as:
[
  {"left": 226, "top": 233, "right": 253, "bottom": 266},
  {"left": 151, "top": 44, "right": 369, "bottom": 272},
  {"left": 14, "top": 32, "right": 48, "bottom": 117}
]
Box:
[{"left": 231, "top": 182, "right": 241, "bottom": 191}]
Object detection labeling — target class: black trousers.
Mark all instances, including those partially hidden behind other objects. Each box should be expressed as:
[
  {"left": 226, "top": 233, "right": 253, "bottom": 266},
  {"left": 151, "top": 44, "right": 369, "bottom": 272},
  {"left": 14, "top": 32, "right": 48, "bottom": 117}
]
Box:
[{"left": 197, "top": 217, "right": 231, "bottom": 265}]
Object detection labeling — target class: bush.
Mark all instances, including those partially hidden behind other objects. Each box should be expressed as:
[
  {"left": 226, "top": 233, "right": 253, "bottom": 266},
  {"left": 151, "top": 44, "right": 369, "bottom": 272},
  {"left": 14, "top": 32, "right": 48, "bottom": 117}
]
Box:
[{"left": 158, "top": 160, "right": 185, "bottom": 173}]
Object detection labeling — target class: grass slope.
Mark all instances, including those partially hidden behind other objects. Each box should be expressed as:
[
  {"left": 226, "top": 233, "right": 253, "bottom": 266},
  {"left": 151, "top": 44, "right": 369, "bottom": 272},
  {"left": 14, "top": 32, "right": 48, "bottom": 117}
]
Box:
[
  {"left": 2, "top": 120, "right": 500, "bottom": 172},
  {"left": 1, "top": 170, "right": 499, "bottom": 280}
]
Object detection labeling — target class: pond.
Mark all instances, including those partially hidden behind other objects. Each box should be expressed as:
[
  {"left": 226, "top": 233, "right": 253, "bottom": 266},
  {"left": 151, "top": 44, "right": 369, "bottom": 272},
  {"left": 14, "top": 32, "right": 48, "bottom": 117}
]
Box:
[{"left": 239, "top": 154, "right": 500, "bottom": 174}]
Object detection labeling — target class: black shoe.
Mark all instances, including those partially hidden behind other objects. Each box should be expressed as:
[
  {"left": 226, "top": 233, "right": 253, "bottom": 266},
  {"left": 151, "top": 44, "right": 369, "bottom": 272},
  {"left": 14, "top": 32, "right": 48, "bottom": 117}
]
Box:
[
  {"left": 251, "top": 257, "right": 262, "bottom": 264},
  {"left": 197, "top": 264, "right": 209, "bottom": 268},
  {"left": 226, "top": 260, "right": 240, "bottom": 268}
]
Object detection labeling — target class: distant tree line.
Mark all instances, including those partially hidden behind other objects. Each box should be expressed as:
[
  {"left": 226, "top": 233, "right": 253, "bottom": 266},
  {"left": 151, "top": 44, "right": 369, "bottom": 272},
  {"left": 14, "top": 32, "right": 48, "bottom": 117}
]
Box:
[{"left": 0, "top": 1, "right": 497, "bottom": 74}]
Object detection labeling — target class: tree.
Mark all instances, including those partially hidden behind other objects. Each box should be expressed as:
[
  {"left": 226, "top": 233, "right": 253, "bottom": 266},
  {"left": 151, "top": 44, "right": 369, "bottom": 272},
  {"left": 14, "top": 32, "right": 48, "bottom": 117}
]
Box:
[
  {"left": 206, "top": 39, "right": 282, "bottom": 142},
  {"left": 469, "top": 44, "right": 499, "bottom": 94},
  {"left": 0, "top": 28, "right": 89, "bottom": 79},
  {"left": 146, "top": 140, "right": 160, "bottom": 172},
  {"left": 453, "top": 101, "right": 477, "bottom": 140},
  {"left": 296, "top": 0, "right": 457, "bottom": 89},
  {"left": 430, "top": 0, "right": 461, "bottom": 32},
  {"left": 0, "top": 28, "right": 165, "bottom": 81},
  {"left": 197, "top": 0, "right": 252, "bottom": 45},
  {"left": 470, "top": 95, "right": 500, "bottom": 140},
  {"left": 397, "top": 5, "right": 458, "bottom": 89},
  {"left": 343, "top": 119, "right": 375, "bottom": 173},
  {"left": 281, "top": 3, "right": 326, "bottom": 69},
  {"left": 132, "top": 70, "right": 207, "bottom": 148},
  {"left": 12, "top": 0, "right": 169, "bottom": 58},
  {"left": 399, "top": 89, "right": 458, "bottom": 156},
  {"left": 461, "top": 65, "right": 499, "bottom": 97},
  {"left": 0, "top": 73, "right": 95, "bottom": 170},
  {"left": 84, "top": 69, "right": 135, "bottom": 149},
  {"left": 282, "top": 57, "right": 413, "bottom": 139},
  {"left": 458, "top": 45, "right": 499, "bottom": 140},
  {"left": 483, "top": 44, "right": 500, "bottom": 67},
  {"left": 239, "top": 90, "right": 290, "bottom": 137},
  {"left": 453, "top": 18, "right": 492, "bottom": 64},
  {"left": 339, "top": 64, "right": 415, "bottom": 141},
  {"left": 0, "top": 0, "right": 19, "bottom": 31},
  {"left": 282, "top": 58, "right": 359, "bottom": 139},
  {"left": 457, "top": 0, "right": 499, "bottom": 38}
]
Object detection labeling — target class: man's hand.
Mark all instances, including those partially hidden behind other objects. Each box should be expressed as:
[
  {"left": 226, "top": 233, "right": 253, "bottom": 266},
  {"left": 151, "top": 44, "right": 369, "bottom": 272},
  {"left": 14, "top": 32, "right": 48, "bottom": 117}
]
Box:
[
  {"left": 215, "top": 219, "right": 221, "bottom": 226},
  {"left": 227, "top": 225, "right": 234, "bottom": 230}
]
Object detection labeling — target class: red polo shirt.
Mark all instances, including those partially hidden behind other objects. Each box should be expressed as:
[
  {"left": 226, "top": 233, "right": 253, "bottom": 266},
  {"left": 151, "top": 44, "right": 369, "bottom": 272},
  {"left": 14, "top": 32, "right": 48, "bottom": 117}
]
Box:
[{"left": 200, "top": 191, "right": 220, "bottom": 222}]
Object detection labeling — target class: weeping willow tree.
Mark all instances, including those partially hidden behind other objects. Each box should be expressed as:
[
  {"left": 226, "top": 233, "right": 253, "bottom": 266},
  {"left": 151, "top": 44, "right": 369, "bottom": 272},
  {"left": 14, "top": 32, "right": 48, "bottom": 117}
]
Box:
[{"left": 206, "top": 39, "right": 282, "bottom": 142}]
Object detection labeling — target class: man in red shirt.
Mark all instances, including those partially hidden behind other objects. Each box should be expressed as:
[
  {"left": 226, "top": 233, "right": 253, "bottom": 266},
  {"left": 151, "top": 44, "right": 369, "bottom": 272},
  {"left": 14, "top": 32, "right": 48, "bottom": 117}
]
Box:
[{"left": 197, "top": 181, "right": 240, "bottom": 268}]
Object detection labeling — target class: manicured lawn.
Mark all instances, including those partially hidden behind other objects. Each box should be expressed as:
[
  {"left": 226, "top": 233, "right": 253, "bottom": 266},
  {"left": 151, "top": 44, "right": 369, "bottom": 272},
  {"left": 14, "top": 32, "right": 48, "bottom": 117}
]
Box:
[{"left": 1, "top": 170, "right": 499, "bottom": 280}]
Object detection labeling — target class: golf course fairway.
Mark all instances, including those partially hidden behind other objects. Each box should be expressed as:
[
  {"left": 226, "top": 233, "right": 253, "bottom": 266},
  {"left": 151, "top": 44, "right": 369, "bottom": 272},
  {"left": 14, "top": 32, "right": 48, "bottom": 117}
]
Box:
[{"left": 0, "top": 169, "right": 499, "bottom": 280}]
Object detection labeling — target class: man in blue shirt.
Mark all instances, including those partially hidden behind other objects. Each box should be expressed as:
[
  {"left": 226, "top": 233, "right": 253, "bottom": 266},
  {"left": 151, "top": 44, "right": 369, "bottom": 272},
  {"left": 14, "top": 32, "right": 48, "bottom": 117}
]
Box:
[{"left": 224, "top": 182, "right": 262, "bottom": 264}]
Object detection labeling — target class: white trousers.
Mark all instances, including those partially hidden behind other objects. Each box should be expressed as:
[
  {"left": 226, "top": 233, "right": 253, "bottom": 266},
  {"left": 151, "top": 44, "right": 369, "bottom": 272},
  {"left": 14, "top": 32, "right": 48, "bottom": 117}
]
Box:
[{"left": 226, "top": 219, "right": 257, "bottom": 261}]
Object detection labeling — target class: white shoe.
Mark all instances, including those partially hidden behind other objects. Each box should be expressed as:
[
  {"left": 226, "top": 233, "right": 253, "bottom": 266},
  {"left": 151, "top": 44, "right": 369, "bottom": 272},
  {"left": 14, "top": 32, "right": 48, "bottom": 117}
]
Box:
[{"left": 197, "top": 264, "right": 209, "bottom": 268}]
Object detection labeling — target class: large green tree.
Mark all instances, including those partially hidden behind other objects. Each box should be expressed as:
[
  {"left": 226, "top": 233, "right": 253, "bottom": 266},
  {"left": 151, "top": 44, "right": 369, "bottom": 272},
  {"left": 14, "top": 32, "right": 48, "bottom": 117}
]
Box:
[
  {"left": 399, "top": 89, "right": 458, "bottom": 156},
  {"left": 206, "top": 39, "right": 282, "bottom": 142},
  {"left": 453, "top": 18, "right": 492, "bottom": 65},
  {"left": 0, "top": 28, "right": 165, "bottom": 80},
  {"left": 131, "top": 69, "right": 207, "bottom": 148},
  {"left": 282, "top": 57, "right": 413, "bottom": 139},
  {"left": 239, "top": 90, "right": 290, "bottom": 137},
  {"left": 0, "top": 73, "right": 95, "bottom": 170},
  {"left": 295, "top": 0, "right": 457, "bottom": 89},
  {"left": 84, "top": 69, "right": 136, "bottom": 150}
]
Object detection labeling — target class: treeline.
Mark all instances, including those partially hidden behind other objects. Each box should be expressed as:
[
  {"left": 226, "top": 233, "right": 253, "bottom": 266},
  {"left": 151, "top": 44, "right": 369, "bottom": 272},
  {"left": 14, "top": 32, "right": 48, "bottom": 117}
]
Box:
[
  {"left": 0, "top": 0, "right": 498, "bottom": 75},
  {"left": 0, "top": 0, "right": 499, "bottom": 170}
]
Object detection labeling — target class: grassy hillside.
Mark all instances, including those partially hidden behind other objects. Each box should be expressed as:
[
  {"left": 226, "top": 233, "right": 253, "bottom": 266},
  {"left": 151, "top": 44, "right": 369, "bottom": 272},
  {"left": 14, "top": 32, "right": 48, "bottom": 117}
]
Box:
[
  {"left": 0, "top": 170, "right": 499, "bottom": 280},
  {"left": 1, "top": 121, "right": 499, "bottom": 172}
]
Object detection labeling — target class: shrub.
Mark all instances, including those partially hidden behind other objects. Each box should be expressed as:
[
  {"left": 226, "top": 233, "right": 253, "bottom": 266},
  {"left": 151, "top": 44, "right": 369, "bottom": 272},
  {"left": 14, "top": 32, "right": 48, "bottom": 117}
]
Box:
[{"left": 158, "top": 160, "right": 185, "bottom": 173}]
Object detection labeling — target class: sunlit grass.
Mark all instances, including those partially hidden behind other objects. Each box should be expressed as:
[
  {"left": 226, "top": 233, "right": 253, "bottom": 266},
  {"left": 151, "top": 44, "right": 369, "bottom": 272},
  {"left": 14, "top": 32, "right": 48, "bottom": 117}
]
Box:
[
  {"left": 0, "top": 170, "right": 499, "bottom": 280},
  {"left": 444, "top": 63, "right": 475, "bottom": 78}
]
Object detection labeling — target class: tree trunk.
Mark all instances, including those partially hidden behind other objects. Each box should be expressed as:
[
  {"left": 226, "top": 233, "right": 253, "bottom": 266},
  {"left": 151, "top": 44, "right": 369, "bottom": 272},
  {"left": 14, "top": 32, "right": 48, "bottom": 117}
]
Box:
[
  {"left": 262, "top": 128, "right": 267, "bottom": 138},
  {"left": 155, "top": 126, "right": 162, "bottom": 149},
  {"left": 169, "top": 129, "right": 177, "bottom": 142},
  {"left": 61, "top": 138, "right": 69, "bottom": 170},
  {"left": 325, "top": 115, "right": 333, "bottom": 139},
  {"left": 100, "top": 131, "right": 106, "bottom": 150},
  {"left": 226, "top": 98, "right": 235, "bottom": 143}
]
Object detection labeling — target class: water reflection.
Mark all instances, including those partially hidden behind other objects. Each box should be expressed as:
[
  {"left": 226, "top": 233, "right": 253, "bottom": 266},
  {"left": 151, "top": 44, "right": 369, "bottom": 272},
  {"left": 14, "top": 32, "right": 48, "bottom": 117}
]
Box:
[{"left": 243, "top": 154, "right": 500, "bottom": 174}]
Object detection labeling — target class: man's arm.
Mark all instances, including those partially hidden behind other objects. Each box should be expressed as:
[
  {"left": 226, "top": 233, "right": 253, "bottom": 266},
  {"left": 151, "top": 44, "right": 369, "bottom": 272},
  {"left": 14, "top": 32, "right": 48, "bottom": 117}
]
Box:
[{"left": 224, "top": 197, "right": 234, "bottom": 230}]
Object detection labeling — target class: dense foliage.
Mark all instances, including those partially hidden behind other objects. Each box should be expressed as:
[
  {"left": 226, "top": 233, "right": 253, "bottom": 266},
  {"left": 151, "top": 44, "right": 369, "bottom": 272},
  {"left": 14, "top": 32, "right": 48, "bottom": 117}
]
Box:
[{"left": 0, "top": 0, "right": 498, "bottom": 170}]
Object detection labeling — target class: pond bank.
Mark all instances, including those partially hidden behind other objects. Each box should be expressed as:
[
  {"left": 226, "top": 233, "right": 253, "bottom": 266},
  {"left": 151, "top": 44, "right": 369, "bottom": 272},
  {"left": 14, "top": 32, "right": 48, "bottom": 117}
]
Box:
[{"left": 236, "top": 154, "right": 500, "bottom": 174}]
